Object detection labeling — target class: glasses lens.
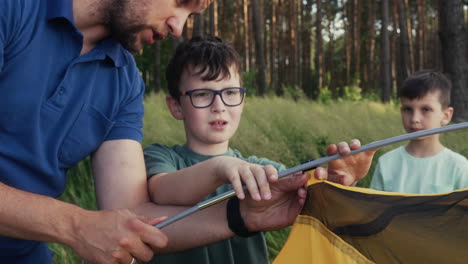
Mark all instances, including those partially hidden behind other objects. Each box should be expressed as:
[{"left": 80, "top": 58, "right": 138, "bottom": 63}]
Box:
[
  {"left": 190, "top": 89, "right": 214, "bottom": 108},
  {"left": 221, "top": 88, "right": 244, "bottom": 106}
]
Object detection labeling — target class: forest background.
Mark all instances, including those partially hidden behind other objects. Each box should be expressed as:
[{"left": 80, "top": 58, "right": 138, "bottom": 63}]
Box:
[
  {"left": 138, "top": 0, "right": 468, "bottom": 121},
  {"left": 53, "top": 0, "right": 468, "bottom": 263}
]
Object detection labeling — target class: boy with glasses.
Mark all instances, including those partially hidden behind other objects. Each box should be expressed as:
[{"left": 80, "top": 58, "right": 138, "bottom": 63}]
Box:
[{"left": 143, "top": 35, "right": 374, "bottom": 264}]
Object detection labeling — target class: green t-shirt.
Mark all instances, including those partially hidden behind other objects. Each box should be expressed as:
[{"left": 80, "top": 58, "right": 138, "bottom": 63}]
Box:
[
  {"left": 370, "top": 146, "right": 468, "bottom": 194},
  {"left": 143, "top": 143, "right": 286, "bottom": 264}
]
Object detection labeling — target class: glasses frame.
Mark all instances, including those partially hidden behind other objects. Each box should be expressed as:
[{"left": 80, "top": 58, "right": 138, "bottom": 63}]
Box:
[{"left": 180, "top": 87, "right": 246, "bottom": 108}]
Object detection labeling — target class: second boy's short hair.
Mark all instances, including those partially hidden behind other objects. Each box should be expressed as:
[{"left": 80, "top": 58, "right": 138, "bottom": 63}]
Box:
[
  {"left": 399, "top": 70, "right": 452, "bottom": 108},
  {"left": 166, "top": 35, "right": 242, "bottom": 99}
]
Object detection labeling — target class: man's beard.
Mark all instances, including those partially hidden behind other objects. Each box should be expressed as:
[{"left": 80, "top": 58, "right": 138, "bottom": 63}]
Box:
[
  {"left": 111, "top": 24, "right": 146, "bottom": 53},
  {"left": 105, "top": 0, "right": 148, "bottom": 53}
]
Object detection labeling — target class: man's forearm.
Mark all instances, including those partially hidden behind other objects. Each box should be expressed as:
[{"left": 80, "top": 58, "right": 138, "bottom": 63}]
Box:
[
  {"left": 134, "top": 200, "right": 234, "bottom": 253},
  {"left": 0, "top": 182, "right": 83, "bottom": 246}
]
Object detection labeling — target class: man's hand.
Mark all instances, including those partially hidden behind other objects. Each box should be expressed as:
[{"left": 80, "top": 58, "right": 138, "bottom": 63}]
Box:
[
  {"left": 315, "top": 139, "right": 377, "bottom": 186},
  {"left": 238, "top": 172, "right": 310, "bottom": 232},
  {"left": 68, "top": 209, "right": 168, "bottom": 264}
]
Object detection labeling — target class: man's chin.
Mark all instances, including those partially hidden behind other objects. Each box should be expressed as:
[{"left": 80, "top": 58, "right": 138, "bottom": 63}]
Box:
[
  {"left": 116, "top": 36, "right": 143, "bottom": 53},
  {"left": 122, "top": 42, "right": 143, "bottom": 53}
]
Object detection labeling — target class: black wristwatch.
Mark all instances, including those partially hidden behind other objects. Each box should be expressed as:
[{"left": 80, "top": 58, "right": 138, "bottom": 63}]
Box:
[{"left": 226, "top": 197, "right": 259, "bottom": 237}]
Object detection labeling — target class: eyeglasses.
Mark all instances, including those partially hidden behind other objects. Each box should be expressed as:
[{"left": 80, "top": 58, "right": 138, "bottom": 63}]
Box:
[{"left": 180, "top": 87, "right": 246, "bottom": 108}]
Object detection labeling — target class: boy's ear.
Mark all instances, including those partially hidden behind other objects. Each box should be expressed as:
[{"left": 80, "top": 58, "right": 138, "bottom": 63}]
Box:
[
  {"left": 441, "top": 106, "right": 454, "bottom": 126},
  {"left": 166, "top": 95, "right": 184, "bottom": 120}
]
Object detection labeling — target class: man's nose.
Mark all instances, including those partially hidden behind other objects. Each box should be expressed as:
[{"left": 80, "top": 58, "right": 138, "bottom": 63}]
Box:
[{"left": 167, "top": 15, "right": 187, "bottom": 37}]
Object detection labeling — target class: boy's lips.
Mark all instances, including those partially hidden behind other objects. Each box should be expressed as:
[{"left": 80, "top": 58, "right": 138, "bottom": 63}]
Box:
[{"left": 209, "top": 119, "right": 228, "bottom": 130}]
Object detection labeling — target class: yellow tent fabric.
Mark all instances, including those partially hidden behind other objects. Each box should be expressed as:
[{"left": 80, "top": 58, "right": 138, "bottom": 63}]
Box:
[{"left": 274, "top": 176, "right": 468, "bottom": 264}]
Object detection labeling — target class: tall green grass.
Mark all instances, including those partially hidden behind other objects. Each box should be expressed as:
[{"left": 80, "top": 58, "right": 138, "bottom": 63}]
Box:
[{"left": 53, "top": 93, "right": 468, "bottom": 263}]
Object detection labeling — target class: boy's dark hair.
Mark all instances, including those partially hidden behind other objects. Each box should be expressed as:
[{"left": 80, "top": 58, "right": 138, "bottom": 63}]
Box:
[
  {"left": 166, "top": 35, "right": 242, "bottom": 99},
  {"left": 399, "top": 70, "right": 452, "bottom": 108}
]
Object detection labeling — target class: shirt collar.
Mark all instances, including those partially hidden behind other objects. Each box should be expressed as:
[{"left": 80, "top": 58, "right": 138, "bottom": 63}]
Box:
[
  {"left": 181, "top": 144, "right": 236, "bottom": 162},
  {"left": 96, "top": 39, "right": 129, "bottom": 68},
  {"left": 46, "top": 0, "right": 129, "bottom": 67}
]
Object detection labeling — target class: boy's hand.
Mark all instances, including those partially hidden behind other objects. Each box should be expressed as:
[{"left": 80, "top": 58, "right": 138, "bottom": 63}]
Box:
[
  {"left": 214, "top": 157, "right": 278, "bottom": 201},
  {"left": 239, "top": 172, "right": 310, "bottom": 231},
  {"left": 315, "top": 139, "right": 377, "bottom": 186}
]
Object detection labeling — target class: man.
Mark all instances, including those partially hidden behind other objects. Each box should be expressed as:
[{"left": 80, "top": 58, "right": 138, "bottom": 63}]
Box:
[{"left": 0, "top": 0, "right": 374, "bottom": 263}]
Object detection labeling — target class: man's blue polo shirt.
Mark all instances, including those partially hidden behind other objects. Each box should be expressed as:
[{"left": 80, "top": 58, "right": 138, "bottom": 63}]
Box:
[{"left": 0, "top": 0, "right": 145, "bottom": 262}]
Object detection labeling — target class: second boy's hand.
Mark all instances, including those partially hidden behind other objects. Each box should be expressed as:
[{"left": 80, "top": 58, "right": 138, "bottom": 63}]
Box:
[{"left": 155, "top": 122, "right": 468, "bottom": 229}]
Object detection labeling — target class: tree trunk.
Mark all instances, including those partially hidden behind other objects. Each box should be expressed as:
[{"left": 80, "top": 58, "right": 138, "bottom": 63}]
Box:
[
  {"left": 364, "top": 0, "right": 376, "bottom": 94},
  {"left": 391, "top": 1, "right": 399, "bottom": 94},
  {"left": 287, "top": 0, "right": 298, "bottom": 86},
  {"left": 193, "top": 14, "right": 204, "bottom": 37},
  {"left": 301, "top": 0, "right": 313, "bottom": 98},
  {"left": 416, "top": 0, "right": 425, "bottom": 70},
  {"left": 381, "top": 0, "right": 391, "bottom": 103},
  {"left": 251, "top": 0, "right": 267, "bottom": 96},
  {"left": 325, "top": 0, "right": 336, "bottom": 94},
  {"left": 243, "top": 0, "right": 250, "bottom": 72},
  {"left": 439, "top": 0, "right": 468, "bottom": 121},
  {"left": 233, "top": 0, "right": 243, "bottom": 56},
  {"left": 314, "top": 0, "right": 323, "bottom": 93},
  {"left": 352, "top": 0, "right": 361, "bottom": 84},
  {"left": 263, "top": 0, "right": 270, "bottom": 87},
  {"left": 425, "top": 10, "right": 441, "bottom": 69},
  {"left": 276, "top": 0, "right": 285, "bottom": 95},
  {"left": 270, "top": 0, "right": 278, "bottom": 93},
  {"left": 397, "top": 0, "right": 410, "bottom": 82},
  {"left": 404, "top": 0, "right": 415, "bottom": 73},
  {"left": 248, "top": 5, "right": 255, "bottom": 76},
  {"left": 344, "top": 0, "right": 351, "bottom": 85},
  {"left": 208, "top": 0, "right": 218, "bottom": 36},
  {"left": 295, "top": 0, "right": 301, "bottom": 88}
]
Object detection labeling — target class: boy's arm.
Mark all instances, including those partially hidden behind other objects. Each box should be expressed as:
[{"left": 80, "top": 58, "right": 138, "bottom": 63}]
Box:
[
  {"left": 134, "top": 171, "right": 310, "bottom": 253},
  {"left": 136, "top": 140, "right": 368, "bottom": 253},
  {"left": 148, "top": 156, "right": 278, "bottom": 205}
]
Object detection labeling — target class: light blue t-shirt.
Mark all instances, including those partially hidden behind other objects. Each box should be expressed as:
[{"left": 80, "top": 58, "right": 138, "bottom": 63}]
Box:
[{"left": 370, "top": 146, "right": 468, "bottom": 194}]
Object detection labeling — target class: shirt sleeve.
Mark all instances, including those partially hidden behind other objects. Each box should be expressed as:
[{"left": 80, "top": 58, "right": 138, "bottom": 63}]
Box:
[
  {"left": 370, "top": 161, "right": 385, "bottom": 191},
  {"left": 144, "top": 144, "right": 179, "bottom": 178},
  {"left": 105, "top": 72, "right": 145, "bottom": 142},
  {"left": 454, "top": 155, "right": 468, "bottom": 190}
]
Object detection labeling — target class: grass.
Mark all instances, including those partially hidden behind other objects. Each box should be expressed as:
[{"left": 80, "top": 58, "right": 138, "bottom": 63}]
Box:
[{"left": 52, "top": 93, "right": 468, "bottom": 263}]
